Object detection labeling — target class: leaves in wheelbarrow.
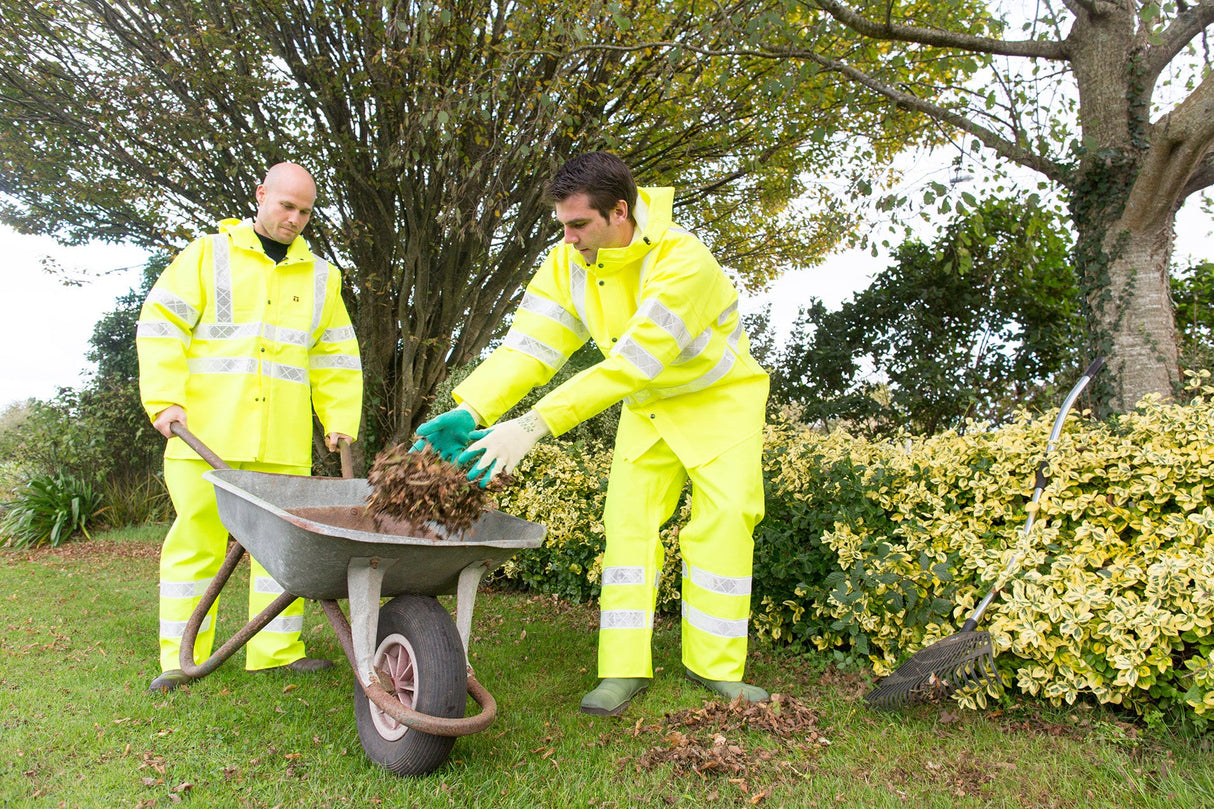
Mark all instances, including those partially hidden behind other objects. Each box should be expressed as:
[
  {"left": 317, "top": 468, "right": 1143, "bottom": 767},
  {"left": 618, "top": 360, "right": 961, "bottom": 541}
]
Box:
[{"left": 365, "top": 444, "right": 509, "bottom": 534}]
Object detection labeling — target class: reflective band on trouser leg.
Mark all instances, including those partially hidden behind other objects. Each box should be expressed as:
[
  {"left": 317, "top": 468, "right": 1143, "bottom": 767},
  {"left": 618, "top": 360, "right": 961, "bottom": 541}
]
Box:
[
  {"left": 679, "top": 430, "right": 765, "bottom": 682},
  {"left": 244, "top": 461, "right": 310, "bottom": 671},
  {"left": 597, "top": 438, "right": 687, "bottom": 678},
  {"left": 159, "top": 458, "right": 229, "bottom": 671}
]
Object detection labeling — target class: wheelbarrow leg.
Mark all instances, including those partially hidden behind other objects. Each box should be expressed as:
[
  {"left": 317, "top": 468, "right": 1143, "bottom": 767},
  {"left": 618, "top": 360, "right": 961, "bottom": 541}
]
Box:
[
  {"left": 455, "top": 561, "right": 490, "bottom": 662},
  {"left": 178, "top": 537, "right": 299, "bottom": 680}
]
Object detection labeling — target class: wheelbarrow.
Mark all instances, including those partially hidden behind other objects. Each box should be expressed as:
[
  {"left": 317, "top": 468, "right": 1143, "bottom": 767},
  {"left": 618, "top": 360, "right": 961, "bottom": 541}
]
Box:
[{"left": 167, "top": 424, "right": 546, "bottom": 776}]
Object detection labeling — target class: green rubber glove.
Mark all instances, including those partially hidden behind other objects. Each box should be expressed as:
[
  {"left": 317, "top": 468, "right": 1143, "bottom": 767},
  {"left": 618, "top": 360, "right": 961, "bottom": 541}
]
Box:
[{"left": 413, "top": 407, "right": 477, "bottom": 462}]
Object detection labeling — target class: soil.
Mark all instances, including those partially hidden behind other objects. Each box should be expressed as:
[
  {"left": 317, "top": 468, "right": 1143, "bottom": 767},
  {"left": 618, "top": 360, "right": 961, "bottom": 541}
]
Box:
[{"left": 287, "top": 505, "right": 443, "bottom": 541}]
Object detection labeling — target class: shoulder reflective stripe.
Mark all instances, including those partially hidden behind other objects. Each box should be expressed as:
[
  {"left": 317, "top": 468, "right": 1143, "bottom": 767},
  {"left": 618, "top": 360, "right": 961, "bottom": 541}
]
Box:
[
  {"left": 682, "top": 561, "right": 752, "bottom": 596},
  {"left": 599, "top": 609, "right": 650, "bottom": 630},
  {"left": 195, "top": 322, "right": 261, "bottom": 341},
  {"left": 254, "top": 575, "right": 286, "bottom": 595},
  {"left": 673, "top": 327, "right": 711, "bottom": 365},
  {"left": 262, "top": 614, "right": 304, "bottom": 634},
  {"left": 137, "top": 321, "right": 190, "bottom": 345},
  {"left": 321, "top": 325, "right": 356, "bottom": 343},
  {"left": 636, "top": 249, "right": 656, "bottom": 298},
  {"left": 187, "top": 356, "right": 257, "bottom": 375},
  {"left": 264, "top": 361, "right": 309, "bottom": 385},
  {"left": 160, "top": 614, "right": 212, "bottom": 639},
  {"left": 613, "top": 336, "right": 663, "bottom": 380},
  {"left": 637, "top": 298, "right": 693, "bottom": 349},
  {"left": 210, "top": 233, "right": 234, "bottom": 324},
  {"left": 312, "top": 260, "right": 329, "bottom": 335},
  {"left": 717, "top": 299, "right": 738, "bottom": 326},
  {"left": 520, "top": 290, "right": 590, "bottom": 339},
  {"left": 504, "top": 330, "right": 568, "bottom": 371},
  {"left": 682, "top": 602, "right": 749, "bottom": 639},
  {"left": 262, "top": 323, "right": 309, "bottom": 346},
  {"left": 570, "top": 264, "right": 589, "bottom": 327},
  {"left": 601, "top": 566, "right": 647, "bottom": 587},
  {"left": 145, "top": 288, "right": 199, "bottom": 324},
  {"left": 311, "top": 354, "right": 362, "bottom": 370},
  {"left": 160, "top": 578, "right": 215, "bottom": 599}
]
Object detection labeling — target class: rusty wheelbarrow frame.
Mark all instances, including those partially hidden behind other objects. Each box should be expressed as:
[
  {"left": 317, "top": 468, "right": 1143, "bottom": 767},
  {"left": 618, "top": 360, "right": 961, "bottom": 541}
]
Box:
[{"left": 168, "top": 424, "right": 545, "bottom": 775}]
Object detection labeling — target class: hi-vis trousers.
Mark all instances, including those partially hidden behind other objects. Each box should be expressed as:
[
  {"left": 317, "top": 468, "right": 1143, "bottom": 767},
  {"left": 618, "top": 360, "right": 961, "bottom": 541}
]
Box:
[
  {"left": 596, "top": 430, "right": 764, "bottom": 682},
  {"left": 159, "top": 458, "right": 310, "bottom": 672}
]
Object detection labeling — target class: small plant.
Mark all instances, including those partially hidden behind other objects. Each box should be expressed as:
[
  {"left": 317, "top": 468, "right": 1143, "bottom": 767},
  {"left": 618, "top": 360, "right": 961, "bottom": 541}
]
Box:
[{"left": 1, "top": 472, "right": 105, "bottom": 549}]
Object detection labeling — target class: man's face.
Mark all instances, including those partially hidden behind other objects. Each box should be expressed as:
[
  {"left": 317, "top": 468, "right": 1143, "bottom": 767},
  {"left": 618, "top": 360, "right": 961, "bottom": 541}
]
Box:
[
  {"left": 554, "top": 192, "right": 631, "bottom": 265},
  {"left": 253, "top": 176, "right": 315, "bottom": 245}
]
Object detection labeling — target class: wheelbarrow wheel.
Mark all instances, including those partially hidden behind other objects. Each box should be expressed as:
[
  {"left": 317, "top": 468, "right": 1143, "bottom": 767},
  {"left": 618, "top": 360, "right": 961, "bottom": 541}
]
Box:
[{"left": 352, "top": 594, "right": 467, "bottom": 776}]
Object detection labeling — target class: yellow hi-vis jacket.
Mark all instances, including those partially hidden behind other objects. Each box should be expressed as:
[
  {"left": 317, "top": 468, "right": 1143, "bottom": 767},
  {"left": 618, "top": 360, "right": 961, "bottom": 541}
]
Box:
[
  {"left": 454, "top": 187, "right": 768, "bottom": 468},
  {"left": 137, "top": 218, "right": 363, "bottom": 467}
]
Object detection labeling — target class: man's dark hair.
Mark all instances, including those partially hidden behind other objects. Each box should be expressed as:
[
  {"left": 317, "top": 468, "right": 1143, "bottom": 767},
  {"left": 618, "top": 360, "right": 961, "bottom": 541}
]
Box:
[{"left": 545, "top": 152, "right": 638, "bottom": 222}]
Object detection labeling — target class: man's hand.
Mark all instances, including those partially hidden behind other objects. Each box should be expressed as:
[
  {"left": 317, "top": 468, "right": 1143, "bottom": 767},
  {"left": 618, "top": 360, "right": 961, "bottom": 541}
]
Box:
[
  {"left": 413, "top": 404, "right": 480, "bottom": 461},
  {"left": 325, "top": 432, "right": 354, "bottom": 452},
  {"left": 153, "top": 405, "right": 187, "bottom": 439},
  {"left": 457, "top": 410, "right": 550, "bottom": 487}
]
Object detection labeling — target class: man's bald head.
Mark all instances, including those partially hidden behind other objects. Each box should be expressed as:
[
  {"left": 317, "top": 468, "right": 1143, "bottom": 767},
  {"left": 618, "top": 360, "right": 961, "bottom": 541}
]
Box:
[{"left": 254, "top": 162, "right": 317, "bottom": 244}]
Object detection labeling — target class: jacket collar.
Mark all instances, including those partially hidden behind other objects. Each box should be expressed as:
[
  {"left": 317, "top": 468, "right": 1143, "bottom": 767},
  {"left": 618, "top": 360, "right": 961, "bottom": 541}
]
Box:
[
  {"left": 577, "top": 187, "right": 672, "bottom": 277},
  {"left": 219, "top": 218, "right": 311, "bottom": 262}
]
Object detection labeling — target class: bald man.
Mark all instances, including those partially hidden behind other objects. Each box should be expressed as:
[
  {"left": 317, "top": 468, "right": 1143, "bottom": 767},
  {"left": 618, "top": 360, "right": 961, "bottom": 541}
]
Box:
[{"left": 137, "top": 162, "right": 364, "bottom": 693}]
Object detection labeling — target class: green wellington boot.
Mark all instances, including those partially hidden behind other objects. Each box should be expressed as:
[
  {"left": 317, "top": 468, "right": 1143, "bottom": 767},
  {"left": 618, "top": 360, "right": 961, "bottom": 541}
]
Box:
[
  {"left": 579, "top": 677, "right": 650, "bottom": 716},
  {"left": 685, "top": 669, "right": 769, "bottom": 702}
]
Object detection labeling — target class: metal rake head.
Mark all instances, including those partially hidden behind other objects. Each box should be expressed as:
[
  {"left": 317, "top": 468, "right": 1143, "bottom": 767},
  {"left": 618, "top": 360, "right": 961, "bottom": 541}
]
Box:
[{"left": 865, "top": 630, "right": 1000, "bottom": 710}]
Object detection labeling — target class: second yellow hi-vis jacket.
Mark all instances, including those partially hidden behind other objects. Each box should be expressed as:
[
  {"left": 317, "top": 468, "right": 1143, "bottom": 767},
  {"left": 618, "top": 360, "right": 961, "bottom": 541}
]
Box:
[
  {"left": 137, "top": 218, "right": 363, "bottom": 467},
  {"left": 454, "top": 187, "right": 768, "bottom": 468}
]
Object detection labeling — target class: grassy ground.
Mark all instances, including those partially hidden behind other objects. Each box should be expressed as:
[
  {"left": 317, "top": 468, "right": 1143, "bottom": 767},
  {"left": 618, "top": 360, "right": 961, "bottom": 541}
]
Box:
[{"left": 1, "top": 526, "right": 1211, "bottom": 808}]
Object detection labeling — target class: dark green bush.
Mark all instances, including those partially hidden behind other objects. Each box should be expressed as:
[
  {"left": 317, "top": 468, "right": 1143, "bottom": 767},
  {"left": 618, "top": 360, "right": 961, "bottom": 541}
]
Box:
[{"left": 1, "top": 472, "right": 106, "bottom": 548}]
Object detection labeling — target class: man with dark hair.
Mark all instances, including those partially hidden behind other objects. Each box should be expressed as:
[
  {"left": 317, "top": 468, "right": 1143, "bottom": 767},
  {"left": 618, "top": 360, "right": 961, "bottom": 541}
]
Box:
[
  {"left": 416, "top": 151, "right": 769, "bottom": 716},
  {"left": 138, "top": 162, "right": 363, "bottom": 693}
]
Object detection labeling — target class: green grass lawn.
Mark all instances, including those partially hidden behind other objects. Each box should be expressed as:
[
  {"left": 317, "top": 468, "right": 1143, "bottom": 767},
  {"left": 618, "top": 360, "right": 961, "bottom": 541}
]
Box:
[{"left": 1, "top": 526, "right": 1210, "bottom": 808}]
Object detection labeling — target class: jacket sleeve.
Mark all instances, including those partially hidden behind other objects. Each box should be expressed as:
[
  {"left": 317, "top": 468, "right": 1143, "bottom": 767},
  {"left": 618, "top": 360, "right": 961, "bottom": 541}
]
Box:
[
  {"left": 453, "top": 249, "right": 589, "bottom": 425},
  {"left": 308, "top": 264, "right": 363, "bottom": 439},
  {"left": 136, "top": 238, "right": 208, "bottom": 421},
  {"left": 532, "top": 235, "right": 737, "bottom": 436}
]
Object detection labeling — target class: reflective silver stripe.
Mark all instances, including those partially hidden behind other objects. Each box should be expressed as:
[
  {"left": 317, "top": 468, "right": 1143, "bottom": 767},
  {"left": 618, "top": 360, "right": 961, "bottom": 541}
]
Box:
[
  {"left": 160, "top": 614, "right": 212, "bottom": 639},
  {"left": 253, "top": 576, "right": 286, "bottom": 595},
  {"left": 520, "top": 290, "right": 590, "bottom": 339},
  {"left": 262, "top": 614, "right": 304, "bottom": 634},
  {"left": 599, "top": 609, "right": 649, "bottom": 630},
  {"left": 504, "top": 330, "right": 567, "bottom": 371},
  {"left": 638, "top": 298, "right": 693, "bottom": 350},
  {"left": 159, "top": 578, "right": 215, "bottom": 599},
  {"left": 311, "top": 354, "right": 362, "bottom": 370},
  {"left": 264, "top": 361, "right": 309, "bottom": 384},
  {"left": 570, "top": 265, "right": 589, "bottom": 327},
  {"left": 614, "top": 336, "right": 664, "bottom": 380},
  {"left": 210, "top": 234, "right": 234, "bottom": 324},
  {"left": 263, "top": 323, "right": 309, "bottom": 346},
  {"left": 195, "top": 322, "right": 261, "bottom": 341},
  {"left": 637, "top": 248, "right": 656, "bottom": 292},
  {"left": 717, "top": 299, "right": 738, "bottom": 326},
  {"left": 673, "top": 328, "right": 711, "bottom": 364},
  {"left": 312, "top": 260, "right": 329, "bottom": 334},
  {"left": 188, "top": 356, "right": 257, "bottom": 375},
  {"left": 146, "top": 288, "right": 199, "bottom": 324},
  {"left": 601, "top": 566, "right": 647, "bottom": 587},
  {"left": 137, "top": 321, "right": 189, "bottom": 344},
  {"left": 321, "top": 325, "right": 356, "bottom": 343},
  {"left": 651, "top": 321, "right": 744, "bottom": 399},
  {"left": 682, "top": 561, "right": 752, "bottom": 596},
  {"left": 682, "top": 602, "right": 749, "bottom": 639}
]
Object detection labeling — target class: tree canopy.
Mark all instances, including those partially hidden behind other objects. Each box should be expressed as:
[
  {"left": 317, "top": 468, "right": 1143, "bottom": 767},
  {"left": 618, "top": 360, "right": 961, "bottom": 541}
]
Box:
[
  {"left": 663, "top": 0, "right": 1214, "bottom": 414},
  {"left": 0, "top": 0, "right": 977, "bottom": 455}
]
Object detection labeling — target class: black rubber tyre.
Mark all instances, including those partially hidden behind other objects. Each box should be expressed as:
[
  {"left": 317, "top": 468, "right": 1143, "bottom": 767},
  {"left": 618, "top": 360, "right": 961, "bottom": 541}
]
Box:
[{"left": 352, "top": 594, "right": 467, "bottom": 776}]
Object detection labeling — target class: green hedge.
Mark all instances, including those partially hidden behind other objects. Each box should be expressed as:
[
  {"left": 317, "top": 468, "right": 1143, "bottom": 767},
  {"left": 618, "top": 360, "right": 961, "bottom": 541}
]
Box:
[{"left": 494, "top": 382, "right": 1214, "bottom": 724}]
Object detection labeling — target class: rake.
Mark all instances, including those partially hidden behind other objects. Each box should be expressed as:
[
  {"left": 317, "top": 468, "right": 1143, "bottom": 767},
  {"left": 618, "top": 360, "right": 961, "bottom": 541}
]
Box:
[{"left": 864, "top": 357, "right": 1104, "bottom": 709}]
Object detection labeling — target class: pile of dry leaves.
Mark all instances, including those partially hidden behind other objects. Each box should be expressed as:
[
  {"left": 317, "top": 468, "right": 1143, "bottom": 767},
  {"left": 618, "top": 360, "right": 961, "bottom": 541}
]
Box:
[
  {"left": 365, "top": 444, "right": 507, "bottom": 533},
  {"left": 625, "top": 694, "right": 831, "bottom": 803}
]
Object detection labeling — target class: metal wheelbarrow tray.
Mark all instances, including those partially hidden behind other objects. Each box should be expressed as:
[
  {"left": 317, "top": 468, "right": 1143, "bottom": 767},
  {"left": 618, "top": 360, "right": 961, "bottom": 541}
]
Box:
[{"left": 167, "top": 426, "right": 545, "bottom": 777}]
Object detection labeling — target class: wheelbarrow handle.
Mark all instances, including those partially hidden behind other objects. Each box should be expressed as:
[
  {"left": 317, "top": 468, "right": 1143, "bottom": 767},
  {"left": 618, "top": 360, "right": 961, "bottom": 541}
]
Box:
[{"left": 169, "top": 422, "right": 230, "bottom": 470}]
